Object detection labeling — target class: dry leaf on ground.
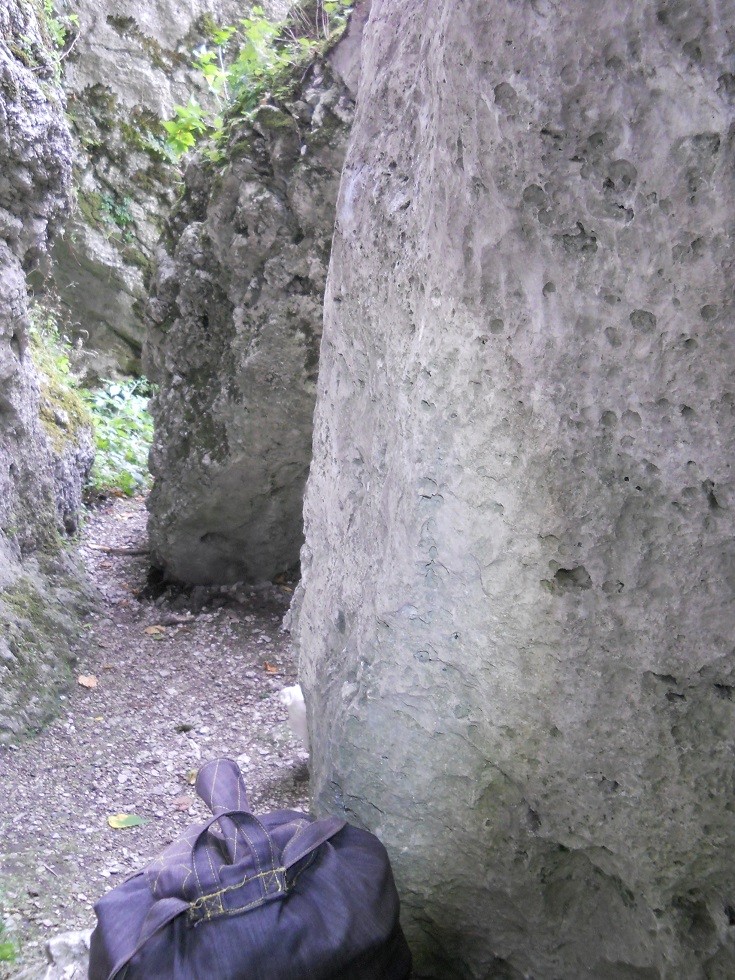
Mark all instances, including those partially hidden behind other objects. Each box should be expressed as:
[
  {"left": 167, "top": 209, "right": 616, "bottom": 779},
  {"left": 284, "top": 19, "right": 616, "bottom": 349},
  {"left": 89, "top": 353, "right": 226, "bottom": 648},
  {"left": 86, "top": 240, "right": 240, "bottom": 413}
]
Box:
[
  {"left": 77, "top": 675, "right": 98, "bottom": 689},
  {"left": 107, "top": 813, "right": 144, "bottom": 830}
]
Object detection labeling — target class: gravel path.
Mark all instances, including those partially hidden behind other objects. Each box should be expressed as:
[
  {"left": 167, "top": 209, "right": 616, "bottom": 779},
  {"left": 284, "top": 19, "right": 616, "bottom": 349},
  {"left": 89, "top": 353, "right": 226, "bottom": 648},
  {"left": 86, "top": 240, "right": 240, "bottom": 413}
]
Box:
[{"left": 0, "top": 496, "right": 308, "bottom": 977}]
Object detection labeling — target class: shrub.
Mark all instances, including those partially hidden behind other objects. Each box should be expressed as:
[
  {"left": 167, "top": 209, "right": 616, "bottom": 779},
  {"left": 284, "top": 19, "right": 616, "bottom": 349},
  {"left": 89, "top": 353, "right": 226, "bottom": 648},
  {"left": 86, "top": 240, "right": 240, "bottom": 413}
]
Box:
[{"left": 82, "top": 379, "right": 155, "bottom": 497}]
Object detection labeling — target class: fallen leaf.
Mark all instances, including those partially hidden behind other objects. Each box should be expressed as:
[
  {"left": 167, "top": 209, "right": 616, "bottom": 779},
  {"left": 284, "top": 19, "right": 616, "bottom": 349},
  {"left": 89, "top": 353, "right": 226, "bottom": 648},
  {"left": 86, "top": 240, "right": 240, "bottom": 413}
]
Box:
[
  {"left": 93, "top": 716, "right": 104, "bottom": 722},
  {"left": 107, "top": 813, "right": 144, "bottom": 830},
  {"left": 77, "top": 675, "right": 98, "bottom": 689},
  {"left": 144, "top": 625, "right": 165, "bottom": 636},
  {"left": 185, "top": 769, "right": 197, "bottom": 785},
  {"left": 173, "top": 795, "right": 193, "bottom": 811},
  {"left": 263, "top": 662, "right": 279, "bottom": 674}
]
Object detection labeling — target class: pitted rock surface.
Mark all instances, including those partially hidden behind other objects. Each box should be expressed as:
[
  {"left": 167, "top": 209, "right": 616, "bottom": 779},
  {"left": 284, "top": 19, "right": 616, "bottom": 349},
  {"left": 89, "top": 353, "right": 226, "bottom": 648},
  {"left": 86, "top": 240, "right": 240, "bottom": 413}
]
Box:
[
  {"left": 145, "top": 12, "right": 368, "bottom": 585},
  {"left": 293, "top": 1, "right": 735, "bottom": 976}
]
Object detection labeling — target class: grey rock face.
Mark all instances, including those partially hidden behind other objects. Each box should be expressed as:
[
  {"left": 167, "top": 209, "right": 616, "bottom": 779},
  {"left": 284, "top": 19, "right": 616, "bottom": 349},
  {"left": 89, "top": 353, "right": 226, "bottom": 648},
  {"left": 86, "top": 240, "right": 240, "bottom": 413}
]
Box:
[
  {"left": 0, "top": 3, "right": 93, "bottom": 741},
  {"left": 13, "top": 930, "right": 92, "bottom": 980},
  {"left": 53, "top": 0, "right": 263, "bottom": 377},
  {"left": 146, "top": 19, "right": 366, "bottom": 585},
  {"left": 294, "top": 1, "right": 735, "bottom": 976}
]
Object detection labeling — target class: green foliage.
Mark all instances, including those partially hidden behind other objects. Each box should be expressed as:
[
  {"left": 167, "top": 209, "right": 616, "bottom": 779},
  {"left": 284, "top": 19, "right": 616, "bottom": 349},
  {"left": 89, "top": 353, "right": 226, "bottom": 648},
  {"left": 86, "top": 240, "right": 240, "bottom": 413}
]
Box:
[
  {"left": 99, "top": 192, "right": 135, "bottom": 242},
  {"left": 28, "top": 305, "right": 154, "bottom": 497},
  {"left": 42, "top": 0, "right": 78, "bottom": 50},
  {"left": 163, "top": 0, "right": 353, "bottom": 160},
  {"left": 35, "top": 0, "right": 79, "bottom": 80},
  {"left": 162, "top": 97, "right": 211, "bottom": 157},
  {"left": 82, "top": 379, "right": 155, "bottom": 497},
  {"left": 76, "top": 190, "right": 137, "bottom": 242}
]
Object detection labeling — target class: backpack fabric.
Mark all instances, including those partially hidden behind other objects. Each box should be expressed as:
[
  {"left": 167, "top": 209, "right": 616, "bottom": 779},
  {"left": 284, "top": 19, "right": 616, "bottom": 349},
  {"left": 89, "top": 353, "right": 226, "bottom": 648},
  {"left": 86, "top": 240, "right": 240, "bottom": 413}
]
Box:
[{"left": 88, "top": 758, "right": 412, "bottom": 979}]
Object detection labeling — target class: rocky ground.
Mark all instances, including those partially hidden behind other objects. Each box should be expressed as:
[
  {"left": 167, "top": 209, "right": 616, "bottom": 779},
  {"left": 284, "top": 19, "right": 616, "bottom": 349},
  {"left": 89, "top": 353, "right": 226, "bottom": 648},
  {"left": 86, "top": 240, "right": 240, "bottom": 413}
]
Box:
[{"left": 0, "top": 496, "right": 308, "bottom": 978}]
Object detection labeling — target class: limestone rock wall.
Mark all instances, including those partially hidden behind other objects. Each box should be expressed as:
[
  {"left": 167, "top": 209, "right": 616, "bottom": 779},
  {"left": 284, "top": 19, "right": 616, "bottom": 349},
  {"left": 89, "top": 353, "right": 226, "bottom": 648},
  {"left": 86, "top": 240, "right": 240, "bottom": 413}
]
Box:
[
  {"left": 145, "top": 12, "right": 367, "bottom": 585},
  {"left": 0, "top": 1, "right": 93, "bottom": 742},
  {"left": 294, "top": 0, "right": 735, "bottom": 976},
  {"left": 52, "top": 0, "right": 272, "bottom": 378}
]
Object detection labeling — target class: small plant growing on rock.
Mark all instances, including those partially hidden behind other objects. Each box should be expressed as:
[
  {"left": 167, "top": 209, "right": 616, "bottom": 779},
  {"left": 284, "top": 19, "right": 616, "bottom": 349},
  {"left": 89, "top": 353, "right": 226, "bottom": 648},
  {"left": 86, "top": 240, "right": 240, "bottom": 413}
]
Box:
[
  {"left": 38, "top": 0, "right": 80, "bottom": 79},
  {"left": 163, "top": 0, "right": 353, "bottom": 160},
  {"left": 42, "top": 0, "right": 78, "bottom": 51},
  {"left": 162, "top": 97, "right": 211, "bottom": 157}
]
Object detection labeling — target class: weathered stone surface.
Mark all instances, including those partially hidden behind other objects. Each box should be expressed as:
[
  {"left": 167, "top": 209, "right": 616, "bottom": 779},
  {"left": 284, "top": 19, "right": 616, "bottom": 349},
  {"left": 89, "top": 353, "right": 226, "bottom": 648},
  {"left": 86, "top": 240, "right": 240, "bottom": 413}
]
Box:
[
  {"left": 13, "top": 929, "right": 92, "bottom": 980},
  {"left": 0, "top": 2, "right": 93, "bottom": 742},
  {"left": 294, "top": 1, "right": 735, "bottom": 976},
  {"left": 146, "top": 14, "right": 367, "bottom": 584},
  {"left": 53, "top": 0, "right": 270, "bottom": 378}
]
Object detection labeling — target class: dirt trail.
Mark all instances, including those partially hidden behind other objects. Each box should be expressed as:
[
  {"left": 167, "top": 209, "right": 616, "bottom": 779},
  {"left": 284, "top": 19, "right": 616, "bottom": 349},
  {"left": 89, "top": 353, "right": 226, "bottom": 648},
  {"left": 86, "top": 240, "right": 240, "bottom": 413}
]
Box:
[{"left": 0, "top": 496, "right": 308, "bottom": 977}]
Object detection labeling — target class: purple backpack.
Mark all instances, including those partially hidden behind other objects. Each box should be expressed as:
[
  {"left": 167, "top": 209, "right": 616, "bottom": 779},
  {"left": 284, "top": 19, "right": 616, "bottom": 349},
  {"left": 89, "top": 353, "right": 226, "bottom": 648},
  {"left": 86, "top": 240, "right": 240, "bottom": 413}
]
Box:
[{"left": 88, "top": 759, "right": 412, "bottom": 979}]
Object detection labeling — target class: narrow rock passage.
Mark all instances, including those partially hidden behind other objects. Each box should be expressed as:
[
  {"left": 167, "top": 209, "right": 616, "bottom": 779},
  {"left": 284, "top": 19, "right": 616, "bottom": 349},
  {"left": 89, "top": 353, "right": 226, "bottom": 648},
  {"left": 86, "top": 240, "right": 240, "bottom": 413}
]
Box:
[{"left": 0, "top": 497, "right": 308, "bottom": 977}]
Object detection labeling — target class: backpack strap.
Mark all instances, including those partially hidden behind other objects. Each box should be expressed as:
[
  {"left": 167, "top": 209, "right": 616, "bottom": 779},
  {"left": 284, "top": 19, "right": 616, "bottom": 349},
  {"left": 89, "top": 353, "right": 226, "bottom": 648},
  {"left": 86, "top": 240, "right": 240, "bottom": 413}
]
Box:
[
  {"left": 189, "top": 808, "right": 286, "bottom": 919},
  {"left": 195, "top": 758, "right": 250, "bottom": 815},
  {"left": 282, "top": 816, "right": 346, "bottom": 870},
  {"left": 187, "top": 812, "right": 347, "bottom": 924}
]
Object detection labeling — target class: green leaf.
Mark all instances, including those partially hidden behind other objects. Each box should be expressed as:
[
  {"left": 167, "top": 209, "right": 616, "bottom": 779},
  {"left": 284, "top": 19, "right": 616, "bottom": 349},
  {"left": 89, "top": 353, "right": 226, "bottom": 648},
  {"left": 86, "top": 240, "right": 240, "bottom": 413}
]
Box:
[
  {"left": 211, "top": 25, "right": 237, "bottom": 46},
  {"left": 107, "top": 813, "right": 145, "bottom": 829}
]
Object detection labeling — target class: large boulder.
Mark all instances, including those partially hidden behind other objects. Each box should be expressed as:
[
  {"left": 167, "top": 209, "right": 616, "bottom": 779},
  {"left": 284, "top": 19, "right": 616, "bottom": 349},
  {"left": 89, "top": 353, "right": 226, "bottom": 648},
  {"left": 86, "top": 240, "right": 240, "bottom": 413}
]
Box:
[
  {"left": 145, "top": 7, "right": 369, "bottom": 585},
  {"left": 293, "top": 0, "right": 735, "bottom": 976},
  {"left": 0, "top": 1, "right": 93, "bottom": 741}
]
